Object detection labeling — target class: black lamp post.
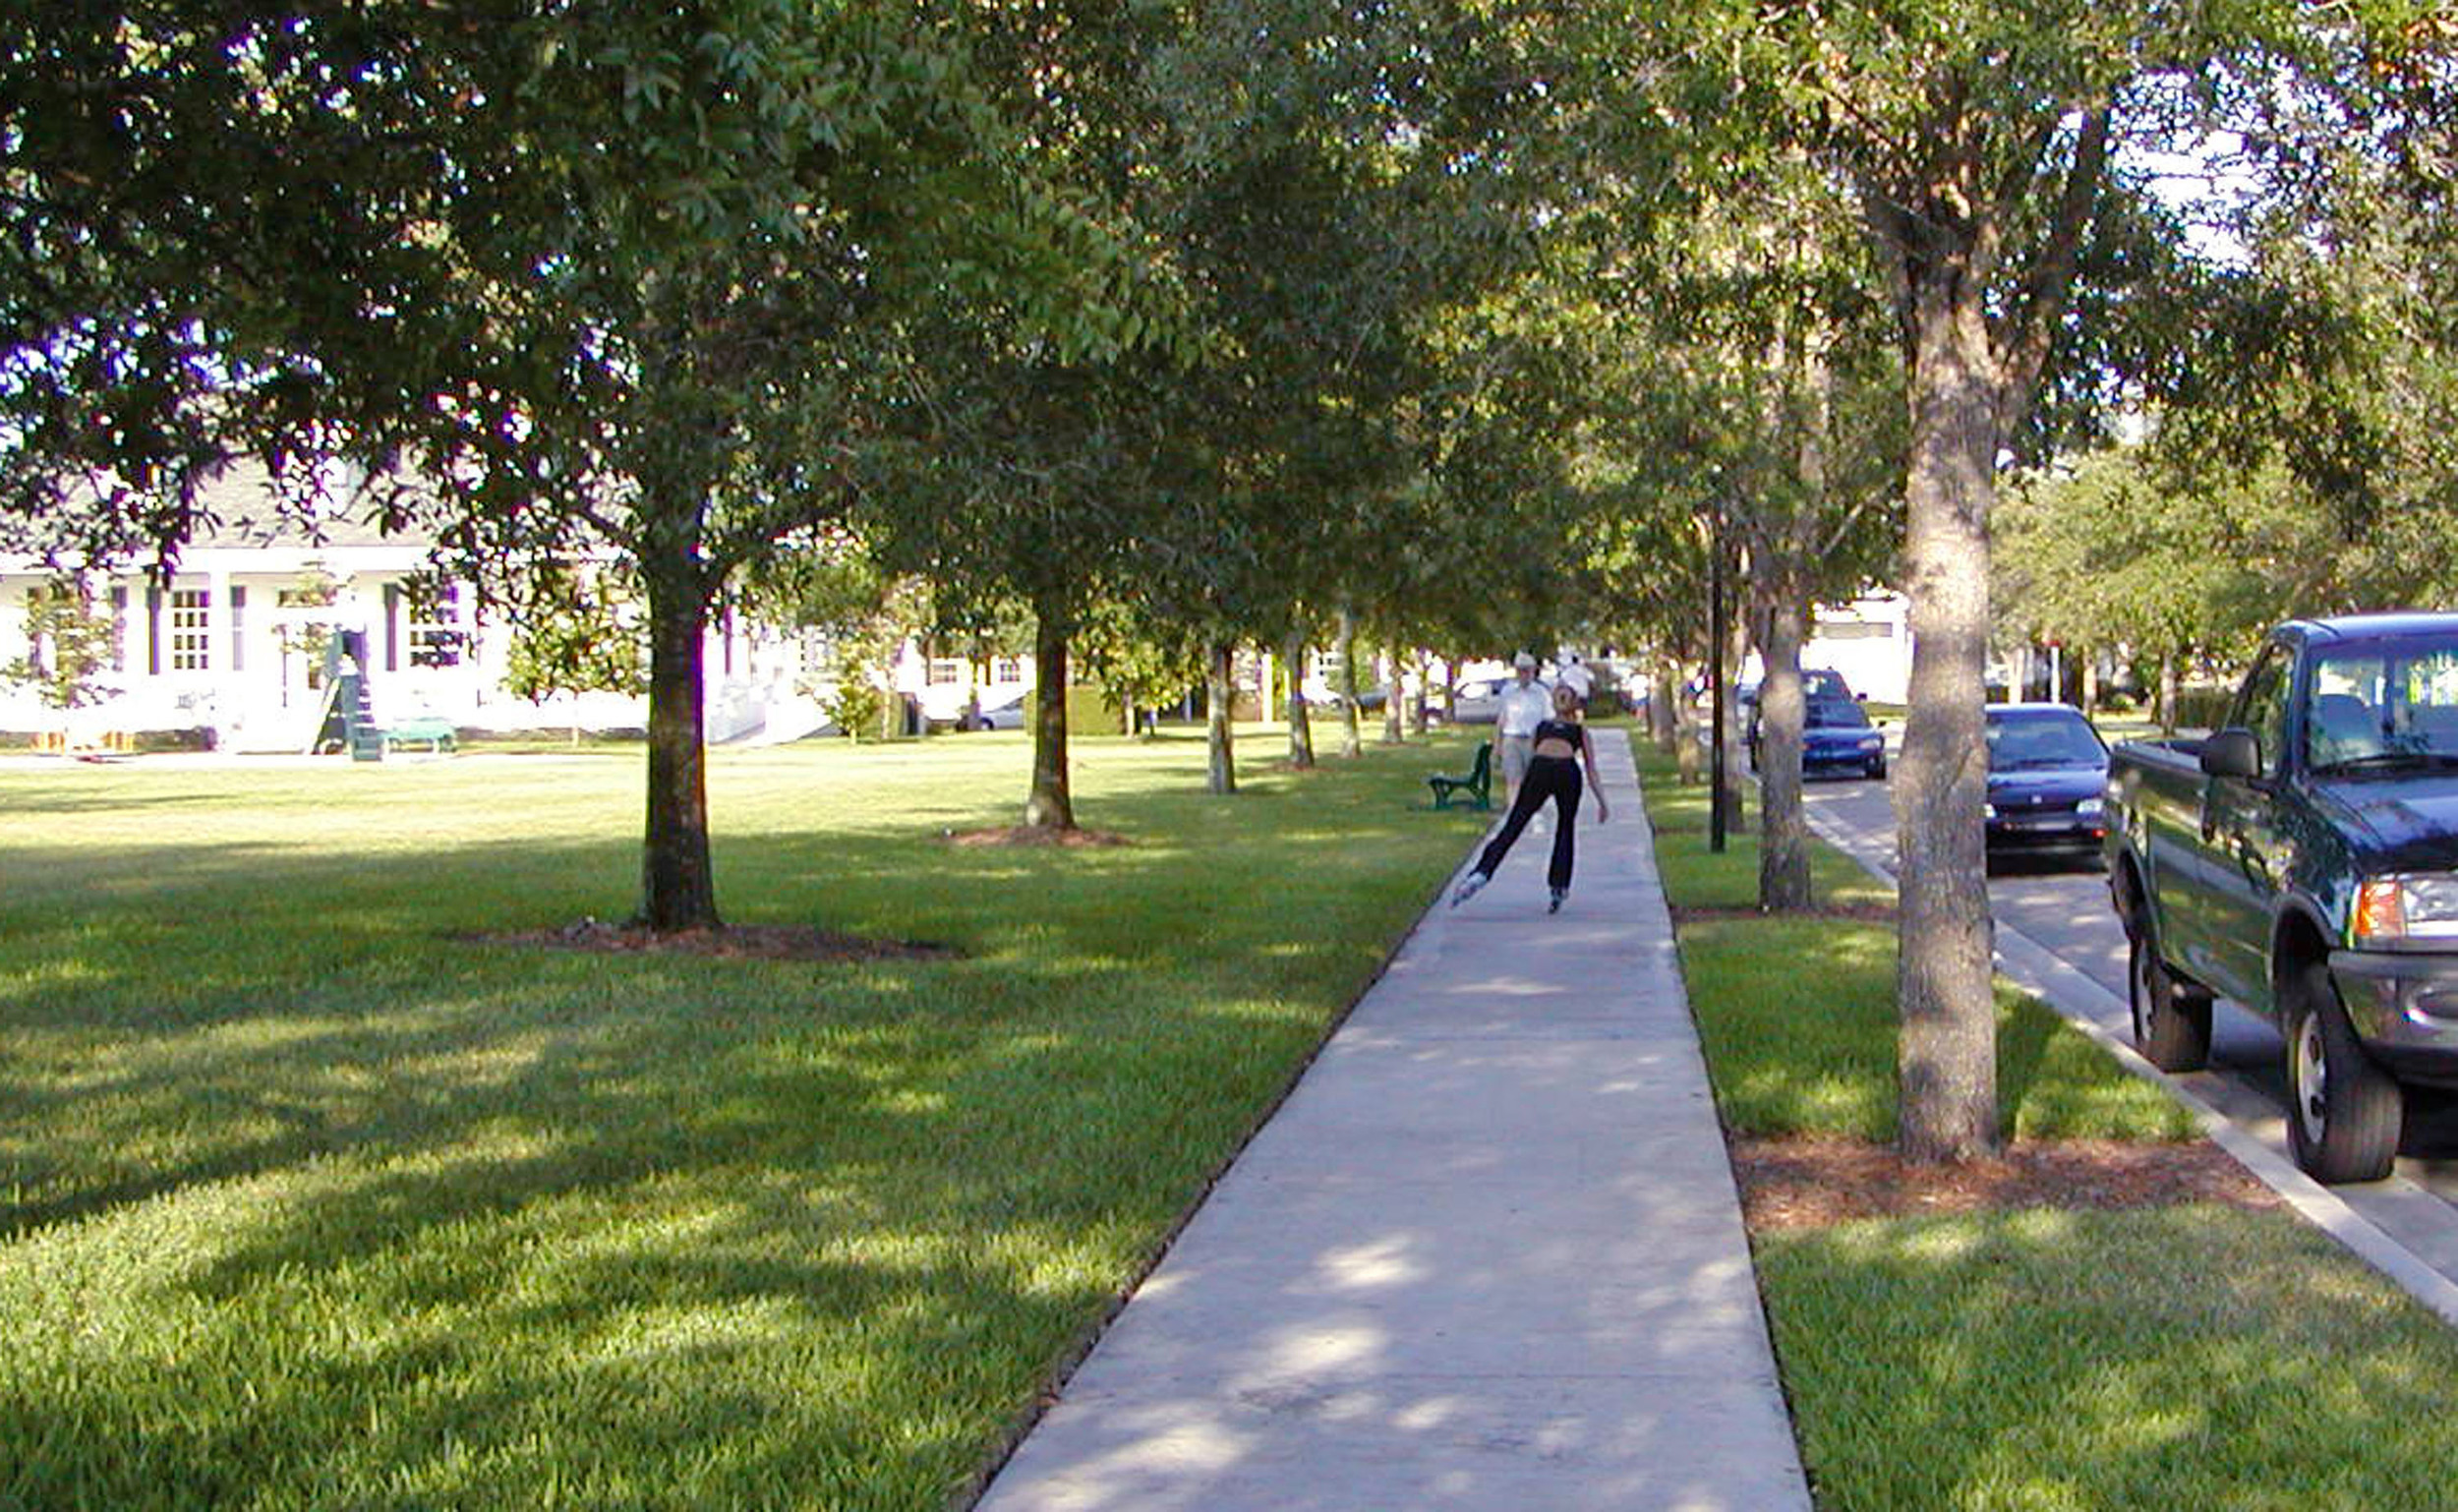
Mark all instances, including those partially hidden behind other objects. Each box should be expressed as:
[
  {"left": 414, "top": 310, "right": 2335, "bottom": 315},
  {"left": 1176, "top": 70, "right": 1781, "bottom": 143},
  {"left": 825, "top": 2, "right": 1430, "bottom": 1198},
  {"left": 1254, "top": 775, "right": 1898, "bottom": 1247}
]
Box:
[{"left": 1709, "top": 511, "right": 1728, "bottom": 853}]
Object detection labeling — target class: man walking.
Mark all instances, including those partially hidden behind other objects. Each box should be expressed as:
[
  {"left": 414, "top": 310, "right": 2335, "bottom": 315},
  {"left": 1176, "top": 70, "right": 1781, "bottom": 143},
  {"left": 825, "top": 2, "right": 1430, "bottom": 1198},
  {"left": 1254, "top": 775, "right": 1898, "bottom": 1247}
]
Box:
[{"left": 1494, "top": 652, "right": 1551, "bottom": 802}]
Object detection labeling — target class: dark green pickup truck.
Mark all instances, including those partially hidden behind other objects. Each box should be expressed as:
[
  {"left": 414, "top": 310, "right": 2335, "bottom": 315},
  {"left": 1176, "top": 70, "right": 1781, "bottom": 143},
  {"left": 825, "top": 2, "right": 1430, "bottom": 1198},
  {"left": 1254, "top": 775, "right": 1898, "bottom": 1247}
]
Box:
[{"left": 2107, "top": 612, "right": 2458, "bottom": 1183}]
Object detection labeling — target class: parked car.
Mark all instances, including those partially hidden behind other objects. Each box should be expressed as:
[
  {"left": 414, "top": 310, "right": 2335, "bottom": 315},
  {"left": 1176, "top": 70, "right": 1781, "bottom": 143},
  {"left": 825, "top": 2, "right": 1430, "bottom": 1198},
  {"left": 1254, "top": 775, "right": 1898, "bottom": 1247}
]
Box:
[
  {"left": 1982, "top": 703, "right": 2109, "bottom": 866},
  {"left": 1807, "top": 696, "right": 1886, "bottom": 779},
  {"left": 1446, "top": 677, "right": 1505, "bottom": 725},
  {"left": 1743, "top": 669, "right": 1861, "bottom": 757},
  {"left": 1754, "top": 695, "right": 1888, "bottom": 779},
  {"left": 961, "top": 690, "right": 1029, "bottom": 730},
  {"left": 1739, "top": 668, "right": 1854, "bottom": 708},
  {"left": 2105, "top": 612, "right": 2458, "bottom": 1182}
]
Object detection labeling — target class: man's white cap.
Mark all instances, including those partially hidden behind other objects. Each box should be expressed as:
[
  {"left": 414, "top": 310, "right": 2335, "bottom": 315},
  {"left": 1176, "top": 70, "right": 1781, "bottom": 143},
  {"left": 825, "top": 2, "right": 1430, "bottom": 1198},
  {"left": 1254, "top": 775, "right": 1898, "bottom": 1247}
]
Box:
[{"left": 1513, "top": 652, "right": 1538, "bottom": 669}]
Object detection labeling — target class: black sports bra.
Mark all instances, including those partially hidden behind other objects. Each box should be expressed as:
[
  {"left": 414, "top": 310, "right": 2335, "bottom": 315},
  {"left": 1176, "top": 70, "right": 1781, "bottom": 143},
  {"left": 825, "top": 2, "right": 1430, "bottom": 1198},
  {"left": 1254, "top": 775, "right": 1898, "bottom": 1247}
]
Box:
[{"left": 1533, "top": 718, "right": 1585, "bottom": 747}]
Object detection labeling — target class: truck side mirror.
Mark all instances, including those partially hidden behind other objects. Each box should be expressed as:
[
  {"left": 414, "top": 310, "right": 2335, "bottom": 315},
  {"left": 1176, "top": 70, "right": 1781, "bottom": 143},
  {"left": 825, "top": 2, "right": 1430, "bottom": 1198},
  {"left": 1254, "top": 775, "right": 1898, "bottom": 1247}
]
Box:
[{"left": 2200, "top": 727, "right": 2261, "bottom": 781}]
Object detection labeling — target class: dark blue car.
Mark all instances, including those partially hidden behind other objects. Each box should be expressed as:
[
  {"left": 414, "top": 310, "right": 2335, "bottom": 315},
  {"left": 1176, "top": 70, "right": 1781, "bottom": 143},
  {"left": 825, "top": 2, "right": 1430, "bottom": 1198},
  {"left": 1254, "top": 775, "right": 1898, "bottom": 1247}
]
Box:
[
  {"left": 1797, "top": 696, "right": 1889, "bottom": 779},
  {"left": 1984, "top": 703, "right": 2109, "bottom": 864},
  {"left": 1746, "top": 695, "right": 1887, "bottom": 778}
]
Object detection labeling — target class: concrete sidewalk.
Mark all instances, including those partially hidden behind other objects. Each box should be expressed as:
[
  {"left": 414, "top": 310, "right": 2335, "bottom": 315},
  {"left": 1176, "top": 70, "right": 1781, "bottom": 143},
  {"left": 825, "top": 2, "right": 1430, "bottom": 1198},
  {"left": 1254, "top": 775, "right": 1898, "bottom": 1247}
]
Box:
[{"left": 975, "top": 728, "right": 1811, "bottom": 1511}]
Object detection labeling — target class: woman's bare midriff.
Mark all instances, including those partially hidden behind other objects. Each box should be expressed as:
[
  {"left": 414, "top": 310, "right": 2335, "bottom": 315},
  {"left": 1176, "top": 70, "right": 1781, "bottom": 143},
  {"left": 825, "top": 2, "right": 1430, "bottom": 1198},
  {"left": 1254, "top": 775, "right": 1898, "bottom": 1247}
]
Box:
[{"left": 1534, "top": 738, "right": 1578, "bottom": 759}]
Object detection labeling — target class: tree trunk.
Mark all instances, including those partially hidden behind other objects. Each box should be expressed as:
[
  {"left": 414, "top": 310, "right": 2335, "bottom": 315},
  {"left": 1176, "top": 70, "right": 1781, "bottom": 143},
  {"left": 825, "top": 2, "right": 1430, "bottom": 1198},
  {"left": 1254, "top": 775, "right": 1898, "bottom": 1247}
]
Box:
[
  {"left": 1759, "top": 327, "right": 1833, "bottom": 912},
  {"left": 636, "top": 544, "right": 719, "bottom": 932},
  {"left": 2158, "top": 653, "right": 2180, "bottom": 734},
  {"left": 1025, "top": 603, "right": 1076, "bottom": 829},
  {"left": 1282, "top": 626, "right": 1315, "bottom": 768},
  {"left": 1719, "top": 605, "right": 1750, "bottom": 827},
  {"left": 1651, "top": 657, "right": 1679, "bottom": 754},
  {"left": 1672, "top": 659, "right": 1703, "bottom": 783},
  {"left": 1757, "top": 585, "right": 1813, "bottom": 911},
  {"left": 1207, "top": 640, "right": 1236, "bottom": 794},
  {"left": 1894, "top": 264, "right": 2000, "bottom": 1166},
  {"left": 1407, "top": 651, "right": 1431, "bottom": 736},
  {"left": 1381, "top": 640, "right": 1405, "bottom": 744},
  {"left": 2082, "top": 650, "right": 2100, "bottom": 713},
  {"left": 1333, "top": 606, "right": 1362, "bottom": 758}
]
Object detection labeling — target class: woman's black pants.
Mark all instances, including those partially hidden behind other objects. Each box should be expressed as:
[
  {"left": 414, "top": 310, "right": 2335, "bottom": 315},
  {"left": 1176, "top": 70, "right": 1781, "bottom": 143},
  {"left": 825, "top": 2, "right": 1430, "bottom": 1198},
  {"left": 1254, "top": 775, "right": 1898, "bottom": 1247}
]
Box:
[{"left": 1477, "top": 753, "right": 1582, "bottom": 890}]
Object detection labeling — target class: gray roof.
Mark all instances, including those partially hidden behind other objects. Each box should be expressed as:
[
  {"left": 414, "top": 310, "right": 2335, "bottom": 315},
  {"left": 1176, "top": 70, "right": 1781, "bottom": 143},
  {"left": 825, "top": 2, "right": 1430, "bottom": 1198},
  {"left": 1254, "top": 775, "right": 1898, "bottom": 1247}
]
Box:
[{"left": 183, "top": 465, "right": 436, "bottom": 552}]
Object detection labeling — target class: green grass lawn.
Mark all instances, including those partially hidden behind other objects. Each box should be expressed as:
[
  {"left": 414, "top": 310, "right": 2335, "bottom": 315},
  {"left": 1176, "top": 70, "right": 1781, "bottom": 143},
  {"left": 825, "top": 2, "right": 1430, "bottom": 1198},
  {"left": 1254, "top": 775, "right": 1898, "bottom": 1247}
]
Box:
[
  {"left": 1633, "top": 742, "right": 2458, "bottom": 1509},
  {"left": 0, "top": 729, "right": 1490, "bottom": 1510},
  {"left": 1638, "top": 763, "right": 1893, "bottom": 914},
  {"left": 1638, "top": 750, "right": 2192, "bottom": 1140}
]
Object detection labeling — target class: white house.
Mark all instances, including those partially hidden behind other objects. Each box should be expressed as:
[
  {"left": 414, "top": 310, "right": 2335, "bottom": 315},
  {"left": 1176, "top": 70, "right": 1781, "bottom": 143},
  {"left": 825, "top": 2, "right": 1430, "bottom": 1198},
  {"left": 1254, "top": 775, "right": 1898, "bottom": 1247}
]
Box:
[
  {"left": 15, "top": 469, "right": 1843, "bottom": 746},
  {"left": 0, "top": 470, "right": 1025, "bottom": 750},
  {"left": 1802, "top": 591, "right": 1912, "bottom": 704},
  {"left": 1730, "top": 592, "right": 1912, "bottom": 705}
]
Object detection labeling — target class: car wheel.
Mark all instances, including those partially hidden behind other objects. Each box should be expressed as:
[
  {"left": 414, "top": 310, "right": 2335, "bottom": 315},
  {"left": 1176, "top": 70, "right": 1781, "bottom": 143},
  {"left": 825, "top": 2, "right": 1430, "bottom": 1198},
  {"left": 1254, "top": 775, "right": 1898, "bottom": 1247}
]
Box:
[
  {"left": 2284, "top": 959, "right": 2402, "bottom": 1184},
  {"left": 1865, "top": 757, "right": 1886, "bottom": 780},
  {"left": 2127, "top": 930, "right": 2211, "bottom": 1073}
]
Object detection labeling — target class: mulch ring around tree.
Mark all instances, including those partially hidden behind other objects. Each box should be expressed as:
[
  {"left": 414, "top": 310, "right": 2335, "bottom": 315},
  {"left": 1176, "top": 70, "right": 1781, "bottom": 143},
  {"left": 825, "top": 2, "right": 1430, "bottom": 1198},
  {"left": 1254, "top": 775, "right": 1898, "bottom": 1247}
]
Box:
[
  {"left": 940, "top": 825, "right": 1133, "bottom": 848},
  {"left": 1729, "top": 1136, "right": 2285, "bottom": 1230},
  {"left": 1671, "top": 902, "right": 1898, "bottom": 924},
  {"left": 475, "top": 919, "right": 959, "bottom": 962}
]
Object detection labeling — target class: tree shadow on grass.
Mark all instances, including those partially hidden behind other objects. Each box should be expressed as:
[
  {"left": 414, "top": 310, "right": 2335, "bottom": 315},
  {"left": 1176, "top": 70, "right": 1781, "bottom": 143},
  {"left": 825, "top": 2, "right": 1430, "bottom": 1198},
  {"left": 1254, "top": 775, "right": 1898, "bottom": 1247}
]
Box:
[
  {"left": 1, "top": 740, "right": 1475, "bottom": 1499},
  {"left": 4, "top": 979, "right": 1289, "bottom": 1505}
]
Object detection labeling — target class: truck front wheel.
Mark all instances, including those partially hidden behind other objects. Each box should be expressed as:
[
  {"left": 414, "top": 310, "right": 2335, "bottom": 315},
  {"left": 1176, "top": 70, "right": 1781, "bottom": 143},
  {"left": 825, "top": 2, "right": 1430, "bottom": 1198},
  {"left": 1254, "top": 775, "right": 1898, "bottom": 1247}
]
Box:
[
  {"left": 2284, "top": 960, "right": 2403, "bottom": 1184},
  {"left": 2129, "top": 932, "right": 2212, "bottom": 1073}
]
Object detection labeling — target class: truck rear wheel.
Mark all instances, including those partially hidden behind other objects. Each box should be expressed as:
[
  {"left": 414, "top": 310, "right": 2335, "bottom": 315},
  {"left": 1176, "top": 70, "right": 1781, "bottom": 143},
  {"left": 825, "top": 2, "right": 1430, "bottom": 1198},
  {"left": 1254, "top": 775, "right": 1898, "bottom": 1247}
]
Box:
[
  {"left": 2284, "top": 960, "right": 2402, "bottom": 1184},
  {"left": 2128, "top": 931, "right": 2212, "bottom": 1073}
]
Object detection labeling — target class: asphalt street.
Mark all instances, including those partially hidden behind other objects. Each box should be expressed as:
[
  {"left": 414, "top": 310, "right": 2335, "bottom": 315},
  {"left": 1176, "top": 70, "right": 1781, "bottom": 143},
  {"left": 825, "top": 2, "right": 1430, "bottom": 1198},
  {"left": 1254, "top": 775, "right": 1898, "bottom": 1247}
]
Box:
[{"left": 1792, "top": 766, "right": 2458, "bottom": 1297}]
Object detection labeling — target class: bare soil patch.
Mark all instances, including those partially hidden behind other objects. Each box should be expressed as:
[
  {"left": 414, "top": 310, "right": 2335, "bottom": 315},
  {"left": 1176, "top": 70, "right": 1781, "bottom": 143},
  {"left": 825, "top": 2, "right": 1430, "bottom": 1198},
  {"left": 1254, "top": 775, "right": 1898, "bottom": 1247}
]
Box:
[
  {"left": 1729, "top": 1135, "right": 2283, "bottom": 1230},
  {"left": 476, "top": 919, "right": 958, "bottom": 962},
  {"left": 942, "top": 826, "right": 1133, "bottom": 848},
  {"left": 1671, "top": 902, "right": 1898, "bottom": 924}
]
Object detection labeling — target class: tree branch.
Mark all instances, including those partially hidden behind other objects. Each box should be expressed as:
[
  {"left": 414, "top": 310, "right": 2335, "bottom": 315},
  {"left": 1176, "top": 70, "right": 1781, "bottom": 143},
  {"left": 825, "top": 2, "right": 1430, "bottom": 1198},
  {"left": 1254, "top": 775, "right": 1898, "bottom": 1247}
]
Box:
[{"left": 2000, "top": 104, "right": 2113, "bottom": 425}]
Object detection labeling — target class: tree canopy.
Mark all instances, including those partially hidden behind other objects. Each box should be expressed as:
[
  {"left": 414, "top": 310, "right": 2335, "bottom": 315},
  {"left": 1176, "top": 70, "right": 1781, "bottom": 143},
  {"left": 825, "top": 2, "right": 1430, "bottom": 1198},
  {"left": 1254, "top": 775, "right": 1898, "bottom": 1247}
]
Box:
[
  {"left": 6, "top": 2, "right": 1182, "bottom": 924},
  {"left": 13, "top": 3, "right": 2458, "bottom": 1099}
]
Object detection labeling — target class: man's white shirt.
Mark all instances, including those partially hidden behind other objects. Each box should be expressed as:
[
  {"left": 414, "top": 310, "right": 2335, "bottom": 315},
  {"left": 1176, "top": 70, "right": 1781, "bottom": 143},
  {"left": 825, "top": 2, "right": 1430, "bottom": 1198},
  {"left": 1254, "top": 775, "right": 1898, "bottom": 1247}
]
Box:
[{"left": 1496, "top": 680, "right": 1551, "bottom": 737}]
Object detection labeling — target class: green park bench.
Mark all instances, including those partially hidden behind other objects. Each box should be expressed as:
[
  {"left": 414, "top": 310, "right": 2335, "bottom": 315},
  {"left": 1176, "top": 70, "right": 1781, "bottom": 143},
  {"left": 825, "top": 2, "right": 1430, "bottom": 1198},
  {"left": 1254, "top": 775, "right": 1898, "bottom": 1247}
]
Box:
[
  {"left": 1427, "top": 741, "right": 1493, "bottom": 811},
  {"left": 382, "top": 716, "right": 458, "bottom": 754}
]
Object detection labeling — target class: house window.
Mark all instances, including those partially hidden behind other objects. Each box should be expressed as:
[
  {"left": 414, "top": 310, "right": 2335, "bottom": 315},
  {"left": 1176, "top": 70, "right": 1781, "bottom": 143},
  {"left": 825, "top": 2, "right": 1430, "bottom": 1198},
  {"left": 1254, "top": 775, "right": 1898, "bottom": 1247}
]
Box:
[
  {"left": 402, "top": 577, "right": 466, "bottom": 669},
  {"left": 169, "top": 588, "right": 211, "bottom": 670},
  {"left": 926, "top": 658, "right": 964, "bottom": 686},
  {"left": 991, "top": 656, "right": 1024, "bottom": 685}
]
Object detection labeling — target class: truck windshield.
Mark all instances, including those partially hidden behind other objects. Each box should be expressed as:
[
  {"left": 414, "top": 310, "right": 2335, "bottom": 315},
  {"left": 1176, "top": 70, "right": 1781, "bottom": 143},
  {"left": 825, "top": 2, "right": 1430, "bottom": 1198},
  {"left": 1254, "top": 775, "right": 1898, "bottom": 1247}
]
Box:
[
  {"left": 2309, "top": 640, "right": 2458, "bottom": 773},
  {"left": 1986, "top": 712, "right": 2106, "bottom": 769}
]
